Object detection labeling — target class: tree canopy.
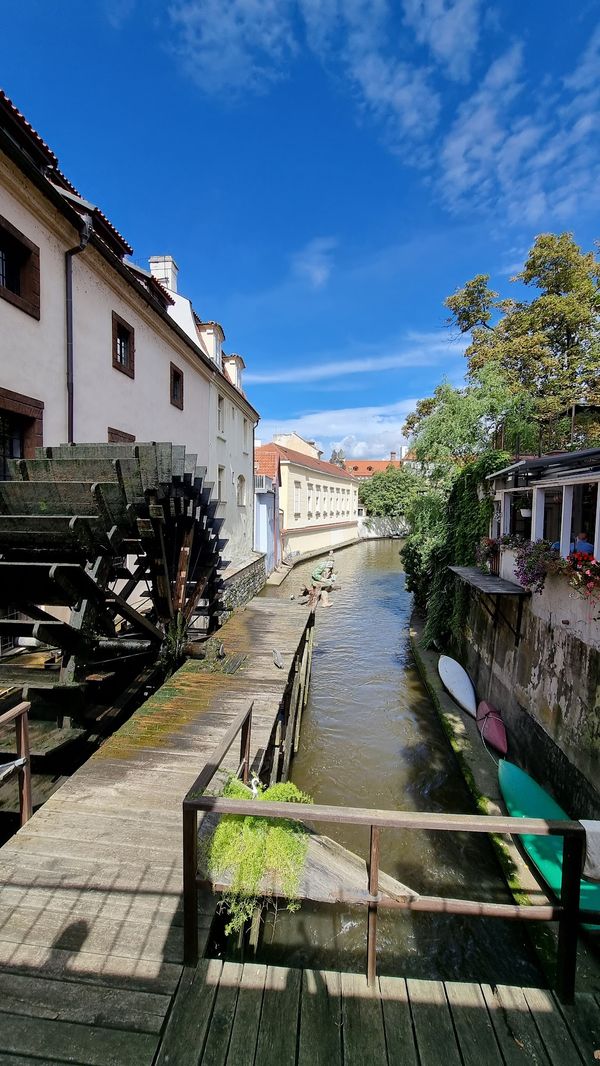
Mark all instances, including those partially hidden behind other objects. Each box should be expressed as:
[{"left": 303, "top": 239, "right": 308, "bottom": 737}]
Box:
[
  {"left": 358, "top": 465, "right": 422, "bottom": 517},
  {"left": 406, "top": 232, "right": 600, "bottom": 457}
]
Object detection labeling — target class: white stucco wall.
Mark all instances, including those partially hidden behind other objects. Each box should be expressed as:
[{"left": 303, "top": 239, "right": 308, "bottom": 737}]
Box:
[
  {"left": 0, "top": 155, "right": 257, "bottom": 567},
  {"left": 279, "top": 459, "right": 359, "bottom": 557}
]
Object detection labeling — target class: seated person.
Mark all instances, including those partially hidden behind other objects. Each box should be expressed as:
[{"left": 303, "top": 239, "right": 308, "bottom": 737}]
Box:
[{"left": 573, "top": 531, "right": 595, "bottom": 554}]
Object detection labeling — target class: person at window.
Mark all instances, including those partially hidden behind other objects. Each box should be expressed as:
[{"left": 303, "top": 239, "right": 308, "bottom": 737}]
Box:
[{"left": 573, "top": 531, "right": 594, "bottom": 554}]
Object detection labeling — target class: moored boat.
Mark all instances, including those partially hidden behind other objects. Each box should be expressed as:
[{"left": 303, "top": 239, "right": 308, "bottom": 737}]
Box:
[
  {"left": 437, "top": 655, "right": 477, "bottom": 717},
  {"left": 476, "top": 700, "right": 508, "bottom": 755},
  {"left": 498, "top": 759, "right": 600, "bottom": 920}
]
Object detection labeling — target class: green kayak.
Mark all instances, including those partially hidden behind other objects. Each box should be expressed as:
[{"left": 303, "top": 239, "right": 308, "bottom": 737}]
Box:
[{"left": 498, "top": 759, "right": 600, "bottom": 920}]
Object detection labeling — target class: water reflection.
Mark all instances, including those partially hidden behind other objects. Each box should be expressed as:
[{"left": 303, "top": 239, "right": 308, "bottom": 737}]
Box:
[{"left": 232, "top": 541, "right": 541, "bottom": 983}]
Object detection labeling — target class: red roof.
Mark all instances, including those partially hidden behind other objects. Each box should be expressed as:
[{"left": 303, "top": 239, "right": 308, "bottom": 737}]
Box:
[
  {"left": 344, "top": 459, "right": 403, "bottom": 477},
  {"left": 255, "top": 445, "right": 280, "bottom": 480},
  {"left": 263, "top": 444, "right": 357, "bottom": 481}
]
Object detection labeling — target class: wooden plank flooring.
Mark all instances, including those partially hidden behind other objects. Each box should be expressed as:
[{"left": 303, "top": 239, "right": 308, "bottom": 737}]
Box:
[
  {"left": 0, "top": 595, "right": 313, "bottom": 1063},
  {"left": 155, "top": 960, "right": 599, "bottom": 1066}
]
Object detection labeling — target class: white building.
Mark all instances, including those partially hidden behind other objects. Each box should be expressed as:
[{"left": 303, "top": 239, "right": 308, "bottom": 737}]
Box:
[
  {"left": 0, "top": 89, "right": 259, "bottom": 581},
  {"left": 256, "top": 434, "right": 359, "bottom": 559}
]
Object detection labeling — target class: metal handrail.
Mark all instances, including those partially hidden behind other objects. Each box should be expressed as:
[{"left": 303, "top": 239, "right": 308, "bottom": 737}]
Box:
[{"left": 182, "top": 703, "right": 587, "bottom": 1003}]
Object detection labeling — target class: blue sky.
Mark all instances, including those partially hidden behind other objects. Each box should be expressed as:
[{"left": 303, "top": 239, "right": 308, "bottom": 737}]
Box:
[{"left": 2, "top": 1, "right": 599, "bottom": 456}]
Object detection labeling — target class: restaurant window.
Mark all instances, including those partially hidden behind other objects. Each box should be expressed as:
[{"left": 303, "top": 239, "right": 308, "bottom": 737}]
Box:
[
  {"left": 170, "top": 363, "right": 184, "bottom": 409},
  {"left": 0, "top": 214, "right": 40, "bottom": 319},
  {"left": 112, "top": 312, "right": 135, "bottom": 378},
  {"left": 570, "top": 482, "right": 598, "bottom": 554},
  {"left": 508, "top": 491, "right": 532, "bottom": 539},
  {"left": 542, "top": 489, "right": 562, "bottom": 546}
]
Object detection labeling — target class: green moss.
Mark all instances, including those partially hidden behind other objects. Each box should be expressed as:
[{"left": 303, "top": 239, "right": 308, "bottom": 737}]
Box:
[{"left": 203, "top": 777, "right": 313, "bottom": 936}]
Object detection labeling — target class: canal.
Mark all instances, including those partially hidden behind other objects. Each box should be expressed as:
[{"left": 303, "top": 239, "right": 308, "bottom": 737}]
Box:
[{"left": 251, "top": 539, "right": 542, "bottom": 984}]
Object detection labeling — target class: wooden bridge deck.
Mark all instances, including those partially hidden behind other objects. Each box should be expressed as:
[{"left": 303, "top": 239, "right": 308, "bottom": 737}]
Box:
[
  {"left": 156, "top": 960, "right": 600, "bottom": 1066},
  {"left": 0, "top": 594, "right": 312, "bottom": 1063}
]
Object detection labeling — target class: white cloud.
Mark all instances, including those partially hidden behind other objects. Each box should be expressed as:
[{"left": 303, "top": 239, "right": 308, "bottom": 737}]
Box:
[
  {"left": 168, "top": 0, "right": 296, "bottom": 94},
  {"left": 245, "top": 330, "right": 467, "bottom": 384},
  {"left": 291, "top": 237, "right": 337, "bottom": 288},
  {"left": 402, "top": 0, "right": 482, "bottom": 81},
  {"left": 439, "top": 34, "right": 600, "bottom": 222},
  {"left": 258, "top": 398, "right": 418, "bottom": 457}
]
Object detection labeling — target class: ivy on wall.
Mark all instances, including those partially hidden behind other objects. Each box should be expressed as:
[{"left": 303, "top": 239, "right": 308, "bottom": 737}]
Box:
[{"left": 402, "top": 452, "right": 510, "bottom": 648}]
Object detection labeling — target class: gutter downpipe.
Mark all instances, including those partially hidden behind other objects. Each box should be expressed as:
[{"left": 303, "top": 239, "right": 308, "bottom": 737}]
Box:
[{"left": 65, "top": 214, "right": 92, "bottom": 444}]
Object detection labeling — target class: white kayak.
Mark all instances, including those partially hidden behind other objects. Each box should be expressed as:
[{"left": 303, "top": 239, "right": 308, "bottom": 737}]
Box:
[{"left": 437, "top": 655, "right": 477, "bottom": 717}]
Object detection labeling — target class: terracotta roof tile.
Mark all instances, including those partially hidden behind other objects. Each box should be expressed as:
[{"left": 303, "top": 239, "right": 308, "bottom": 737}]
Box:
[
  {"left": 255, "top": 446, "right": 281, "bottom": 480},
  {"left": 265, "top": 444, "right": 357, "bottom": 480},
  {"left": 344, "top": 459, "right": 403, "bottom": 476}
]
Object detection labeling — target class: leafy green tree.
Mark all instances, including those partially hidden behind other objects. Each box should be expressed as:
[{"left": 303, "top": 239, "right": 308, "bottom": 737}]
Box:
[
  {"left": 358, "top": 465, "right": 421, "bottom": 517},
  {"left": 444, "top": 233, "right": 600, "bottom": 450}
]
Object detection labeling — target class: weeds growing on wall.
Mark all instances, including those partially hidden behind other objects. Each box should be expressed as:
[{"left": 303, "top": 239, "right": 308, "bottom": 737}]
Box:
[
  {"left": 402, "top": 452, "right": 510, "bottom": 648},
  {"left": 203, "top": 777, "right": 313, "bottom": 936}
]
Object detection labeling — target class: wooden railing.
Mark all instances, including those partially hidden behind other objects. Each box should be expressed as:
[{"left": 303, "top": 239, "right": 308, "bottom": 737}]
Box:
[
  {"left": 182, "top": 703, "right": 590, "bottom": 1004},
  {"left": 0, "top": 701, "right": 32, "bottom": 826}
]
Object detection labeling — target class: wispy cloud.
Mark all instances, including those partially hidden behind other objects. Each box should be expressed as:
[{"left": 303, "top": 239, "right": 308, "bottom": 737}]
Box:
[
  {"left": 153, "top": 3, "right": 600, "bottom": 226},
  {"left": 258, "top": 398, "right": 418, "bottom": 458},
  {"left": 246, "top": 330, "right": 467, "bottom": 384},
  {"left": 169, "top": 0, "right": 296, "bottom": 95},
  {"left": 440, "top": 33, "right": 600, "bottom": 222},
  {"left": 291, "top": 236, "right": 337, "bottom": 289},
  {"left": 402, "top": 0, "right": 482, "bottom": 82}
]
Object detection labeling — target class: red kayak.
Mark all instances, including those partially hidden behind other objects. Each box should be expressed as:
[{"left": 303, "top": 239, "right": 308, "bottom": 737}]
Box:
[{"left": 476, "top": 701, "right": 508, "bottom": 755}]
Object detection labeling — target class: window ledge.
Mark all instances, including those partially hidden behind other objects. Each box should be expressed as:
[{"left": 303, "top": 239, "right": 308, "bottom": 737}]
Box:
[
  {"left": 217, "top": 433, "right": 226, "bottom": 442},
  {"left": 0, "top": 285, "right": 40, "bottom": 320}
]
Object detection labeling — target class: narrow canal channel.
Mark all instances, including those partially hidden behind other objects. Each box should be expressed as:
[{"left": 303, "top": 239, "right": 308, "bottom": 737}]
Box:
[{"left": 250, "top": 539, "right": 542, "bottom": 985}]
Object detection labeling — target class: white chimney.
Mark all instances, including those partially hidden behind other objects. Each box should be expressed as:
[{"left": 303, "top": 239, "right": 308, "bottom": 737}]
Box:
[
  {"left": 149, "top": 255, "right": 179, "bottom": 293},
  {"left": 401, "top": 445, "right": 409, "bottom": 459}
]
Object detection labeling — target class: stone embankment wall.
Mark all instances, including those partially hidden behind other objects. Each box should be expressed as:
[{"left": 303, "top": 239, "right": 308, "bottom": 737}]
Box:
[
  {"left": 459, "top": 578, "right": 600, "bottom": 819},
  {"left": 220, "top": 554, "right": 267, "bottom": 616},
  {"left": 357, "top": 516, "right": 408, "bottom": 539}
]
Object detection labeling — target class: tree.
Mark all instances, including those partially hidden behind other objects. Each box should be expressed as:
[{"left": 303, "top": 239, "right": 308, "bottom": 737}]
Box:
[
  {"left": 329, "top": 448, "right": 346, "bottom": 467},
  {"left": 358, "top": 465, "right": 421, "bottom": 517},
  {"left": 444, "top": 233, "right": 600, "bottom": 450}
]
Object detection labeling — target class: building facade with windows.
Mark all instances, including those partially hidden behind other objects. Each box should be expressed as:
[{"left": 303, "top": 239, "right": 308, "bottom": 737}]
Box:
[
  {"left": 0, "top": 90, "right": 258, "bottom": 574},
  {"left": 256, "top": 434, "right": 359, "bottom": 559}
]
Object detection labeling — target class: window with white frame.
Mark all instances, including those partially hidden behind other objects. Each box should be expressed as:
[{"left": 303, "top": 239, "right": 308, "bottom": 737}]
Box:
[
  {"left": 294, "top": 481, "right": 302, "bottom": 515},
  {"left": 237, "top": 474, "right": 246, "bottom": 506},
  {"left": 307, "top": 483, "right": 313, "bottom": 514},
  {"left": 315, "top": 485, "right": 321, "bottom": 513},
  {"left": 243, "top": 418, "right": 249, "bottom": 451},
  {"left": 217, "top": 466, "right": 225, "bottom": 501},
  {"left": 217, "top": 395, "right": 225, "bottom": 434}
]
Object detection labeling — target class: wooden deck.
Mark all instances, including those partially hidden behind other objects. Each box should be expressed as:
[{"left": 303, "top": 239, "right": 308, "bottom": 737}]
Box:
[
  {"left": 155, "top": 960, "right": 600, "bottom": 1066},
  {"left": 448, "top": 565, "right": 529, "bottom": 596},
  {"left": 0, "top": 594, "right": 313, "bottom": 1063}
]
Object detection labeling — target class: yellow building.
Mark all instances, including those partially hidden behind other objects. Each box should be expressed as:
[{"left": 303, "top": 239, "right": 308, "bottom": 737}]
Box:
[{"left": 256, "top": 433, "right": 359, "bottom": 559}]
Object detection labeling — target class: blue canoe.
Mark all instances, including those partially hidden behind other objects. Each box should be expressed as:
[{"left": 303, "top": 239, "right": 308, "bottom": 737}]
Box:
[{"left": 498, "top": 759, "right": 600, "bottom": 920}]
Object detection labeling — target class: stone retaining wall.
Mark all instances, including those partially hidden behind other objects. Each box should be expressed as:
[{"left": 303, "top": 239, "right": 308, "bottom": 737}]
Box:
[
  {"left": 459, "top": 589, "right": 600, "bottom": 819},
  {"left": 220, "top": 554, "right": 267, "bottom": 617}
]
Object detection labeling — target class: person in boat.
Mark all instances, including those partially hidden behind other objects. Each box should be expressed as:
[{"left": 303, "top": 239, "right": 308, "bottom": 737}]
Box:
[{"left": 311, "top": 555, "right": 336, "bottom": 607}]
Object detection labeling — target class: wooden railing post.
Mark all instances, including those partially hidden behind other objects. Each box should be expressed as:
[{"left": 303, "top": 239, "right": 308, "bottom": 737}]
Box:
[
  {"left": 183, "top": 805, "right": 199, "bottom": 966},
  {"left": 15, "top": 705, "right": 32, "bottom": 825},
  {"left": 556, "top": 828, "right": 585, "bottom": 1004},
  {"left": 367, "top": 825, "right": 380, "bottom": 985},
  {"left": 239, "top": 705, "right": 253, "bottom": 785}
]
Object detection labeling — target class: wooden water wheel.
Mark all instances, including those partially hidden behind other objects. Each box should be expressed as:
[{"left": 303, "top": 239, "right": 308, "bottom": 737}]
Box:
[{"left": 0, "top": 442, "right": 225, "bottom": 726}]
